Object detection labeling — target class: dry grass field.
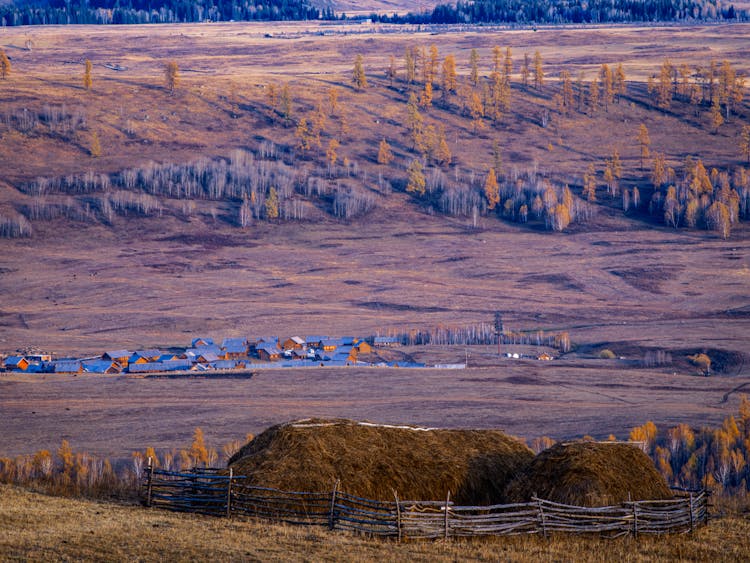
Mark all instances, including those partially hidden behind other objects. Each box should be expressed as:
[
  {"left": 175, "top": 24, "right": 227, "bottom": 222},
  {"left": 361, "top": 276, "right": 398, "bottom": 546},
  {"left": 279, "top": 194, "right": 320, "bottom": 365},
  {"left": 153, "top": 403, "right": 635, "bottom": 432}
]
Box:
[
  {"left": 1, "top": 22, "right": 749, "bottom": 464},
  {"left": 1, "top": 484, "right": 749, "bottom": 561}
]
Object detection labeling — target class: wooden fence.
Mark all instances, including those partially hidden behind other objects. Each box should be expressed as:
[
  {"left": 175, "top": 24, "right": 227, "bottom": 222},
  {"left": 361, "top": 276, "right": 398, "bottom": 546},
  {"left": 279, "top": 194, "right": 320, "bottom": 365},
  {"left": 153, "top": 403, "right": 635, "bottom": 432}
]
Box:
[{"left": 143, "top": 465, "right": 709, "bottom": 539}]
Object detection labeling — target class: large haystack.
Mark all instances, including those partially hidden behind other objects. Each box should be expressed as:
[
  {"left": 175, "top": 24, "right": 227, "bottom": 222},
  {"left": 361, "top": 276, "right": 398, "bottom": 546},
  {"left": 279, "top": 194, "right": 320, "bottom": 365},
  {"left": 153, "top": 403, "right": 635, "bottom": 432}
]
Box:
[
  {"left": 504, "top": 441, "right": 673, "bottom": 507},
  {"left": 228, "top": 419, "right": 533, "bottom": 505}
]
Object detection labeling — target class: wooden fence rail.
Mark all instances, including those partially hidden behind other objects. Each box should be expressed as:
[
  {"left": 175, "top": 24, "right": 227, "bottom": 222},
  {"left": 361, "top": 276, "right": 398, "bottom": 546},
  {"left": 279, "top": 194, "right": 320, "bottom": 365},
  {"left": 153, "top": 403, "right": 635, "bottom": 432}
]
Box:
[{"left": 142, "top": 463, "right": 709, "bottom": 540}]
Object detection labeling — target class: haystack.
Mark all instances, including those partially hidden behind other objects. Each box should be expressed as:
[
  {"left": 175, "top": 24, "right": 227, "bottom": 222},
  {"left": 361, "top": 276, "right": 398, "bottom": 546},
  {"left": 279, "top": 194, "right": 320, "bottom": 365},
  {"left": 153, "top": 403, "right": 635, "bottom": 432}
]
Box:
[
  {"left": 504, "top": 441, "right": 672, "bottom": 507},
  {"left": 228, "top": 419, "right": 533, "bottom": 505}
]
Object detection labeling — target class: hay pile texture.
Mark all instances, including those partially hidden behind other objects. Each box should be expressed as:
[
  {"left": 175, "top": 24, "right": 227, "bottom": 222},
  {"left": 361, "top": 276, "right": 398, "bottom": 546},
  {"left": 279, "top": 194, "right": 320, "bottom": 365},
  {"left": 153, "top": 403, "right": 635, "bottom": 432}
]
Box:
[
  {"left": 504, "top": 442, "right": 673, "bottom": 507},
  {"left": 228, "top": 419, "right": 533, "bottom": 505}
]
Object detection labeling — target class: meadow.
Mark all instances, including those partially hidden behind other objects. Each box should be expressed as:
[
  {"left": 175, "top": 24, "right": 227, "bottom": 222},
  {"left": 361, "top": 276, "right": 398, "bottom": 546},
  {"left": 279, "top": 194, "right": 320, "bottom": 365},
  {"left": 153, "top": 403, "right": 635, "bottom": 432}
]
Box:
[{"left": 0, "top": 21, "right": 749, "bottom": 466}]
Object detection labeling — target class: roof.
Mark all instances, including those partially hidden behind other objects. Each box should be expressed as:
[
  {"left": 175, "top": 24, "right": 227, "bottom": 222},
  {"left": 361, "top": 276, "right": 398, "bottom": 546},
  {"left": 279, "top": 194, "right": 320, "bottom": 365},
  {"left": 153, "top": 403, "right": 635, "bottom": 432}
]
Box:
[
  {"left": 83, "top": 360, "right": 121, "bottom": 373},
  {"left": 130, "top": 349, "right": 163, "bottom": 360},
  {"left": 103, "top": 350, "right": 130, "bottom": 359},
  {"left": 157, "top": 354, "right": 179, "bottom": 362},
  {"left": 192, "top": 337, "right": 214, "bottom": 347},
  {"left": 257, "top": 344, "right": 281, "bottom": 356},
  {"left": 5, "top": 355, "right": 26, "bottom": 365},
  {"left": 222, "top": 338, "right": 248, "bottom": 354},
  {"left": 191, "top": 345, "right": 222, "bottom": 356},
  {"left": 54, "top": 360, "right": 82, "bottom": 373},
  {"left": 290, "top": 336, "right": 306, "bottom": 345},
  {"left": 194, "top": 352, "right": 220, "bottom": 363}
]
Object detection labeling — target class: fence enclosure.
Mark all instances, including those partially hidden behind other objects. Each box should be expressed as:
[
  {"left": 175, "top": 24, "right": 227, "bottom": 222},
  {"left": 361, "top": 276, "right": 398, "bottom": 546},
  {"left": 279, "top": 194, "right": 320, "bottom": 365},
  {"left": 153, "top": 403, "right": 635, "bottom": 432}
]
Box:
[{"left": 143, "top": 464, "right": 708, "bottom": 539}]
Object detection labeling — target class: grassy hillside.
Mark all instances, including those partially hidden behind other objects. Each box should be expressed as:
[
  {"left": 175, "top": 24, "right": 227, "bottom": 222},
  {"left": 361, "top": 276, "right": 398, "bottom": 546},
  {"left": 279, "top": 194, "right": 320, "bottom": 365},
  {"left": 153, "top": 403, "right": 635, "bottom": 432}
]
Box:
[{"left": 1, "top": 484, "right": 749, "bottom": 561}]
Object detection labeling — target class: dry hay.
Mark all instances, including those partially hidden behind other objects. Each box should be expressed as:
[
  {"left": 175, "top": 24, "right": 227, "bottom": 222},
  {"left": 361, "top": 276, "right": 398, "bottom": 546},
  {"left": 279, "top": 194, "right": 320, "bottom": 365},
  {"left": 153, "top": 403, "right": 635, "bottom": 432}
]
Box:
[
  {"left": 504, "top": 441, "right": 673, "bottom": 507},
  {"left": 228, "top": 418, "right": 533, "bottom": 505}
]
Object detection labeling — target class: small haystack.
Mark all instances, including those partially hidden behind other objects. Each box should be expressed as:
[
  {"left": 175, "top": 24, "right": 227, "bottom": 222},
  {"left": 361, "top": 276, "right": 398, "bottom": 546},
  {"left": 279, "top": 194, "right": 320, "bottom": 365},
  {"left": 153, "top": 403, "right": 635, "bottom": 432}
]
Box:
[
  {"left": 504, "top": 441, "right": 673, "bottom": 507},
  {"left": 228, "top": 419, "right": 533, "bottom": 505}
]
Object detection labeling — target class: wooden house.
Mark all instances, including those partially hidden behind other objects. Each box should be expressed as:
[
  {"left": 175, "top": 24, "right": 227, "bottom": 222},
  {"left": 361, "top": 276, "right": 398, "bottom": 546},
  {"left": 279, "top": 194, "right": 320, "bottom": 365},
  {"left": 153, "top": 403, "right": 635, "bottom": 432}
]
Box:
[
  {"left": 305, "top": 336, "right": 328, "bottom": 349},
  {"left": 281, "top": 336, "right": 306, "bottom": 351},
  {"left": 103, "top": 350, "right": 131, "bottom": 366},
  {"left": 129, "top": 350, "right": 163, "bottom": 364},
  {"left": 320, "top": 339, "right": 339, "bottom": 352},
  {"left": 191, "top": 337, "right": 214, "bottom": 347},
  {"left": 5, "top": 356, "right": 29, "bottom": 371},
  {"left": 83, "top": 360, "right": 122, "bottom": 374},
  {"left": 257, "top": 344, "right": 281, "bottom": 361},
  {"left": 221, "top": 338, "right": 248, "bottom": 359}
]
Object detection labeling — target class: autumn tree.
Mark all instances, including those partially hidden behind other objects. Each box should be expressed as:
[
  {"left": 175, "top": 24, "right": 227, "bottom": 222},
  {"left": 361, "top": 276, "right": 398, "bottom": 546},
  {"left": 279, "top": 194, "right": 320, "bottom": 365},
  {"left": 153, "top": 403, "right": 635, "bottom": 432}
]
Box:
[
  {"left": 327, "top": 86, "right": 339, "bottom": 115},
  {"left": 377, "top": 138, "right": 394, "bottom": 165},
  {"left": 657, "top": 58, "right": 673, "bottom": 109},
  {"left": 406, "top": 159, "right": 426, "bottom": 196},
  {"left": 0, "top": 49, "right": 10, "bottom": 80},
  {"left": 189, "top": 427, "right": 209, "bottom": 467},
  {"left": 740, "top": 124, "right": 750, "bottom": 163},
  {"left": 90, "top": 131, "right": 102, "bottom": 158},
  {"left": 352, "top": 54, "right": 367, "bottom": 90},
  {"left": 280, "top": 83, "right": 292, "bottom": 123},
  {"left": 652, "top": 152, "right": 667, "bottom": 187},
  {"left": 404, "top": 46, "right": 416, "bottom": 84},
  {"left": 469, "top": 48, "right": 480, "bottom": 87},
  {"left": 83, "top": 59, "right": 92, "bottom": 91},
  {"left": 427, "top": 45, "right": 439, "bottom": 84},
  {"left": 560, "top": 70, "right": 573, "bottom": 112},
  {"left": 582, "top": 163, "right": 597, "bottom": 202},
  {"left": 637, "top": 123, "right": 651, "bottom": 169},
  {"left": 164, "top": 60, "right": 179, "bottom": 95},
  {"left": 265, "top": 187, "right": 279, "bottom": 219},
  {"left": 588, "top": 77, "right": 599, "bottom": 113},
  {"left": 533, "top": 51, "right": 544, "bottom": 89},
  {"left": 710, "top": 93, "right": 724, "bottom": 133},
  {"left": 600, "top": 63, "right": 614, "bottom": 110},
  {"left": 434, "top": 125, "right": 451, "bottom": 166},
  {"left": 420, "top": 81, "right": 433, "bottom": 108},
  {"left": 406, "top": 92, "right": 425, "bottom": 151},
  {"left": 484, "top": 167, "right": 500, "bottom": 210},
  {"left": 386, "top": 55, "right": 397, "bottom": 86},
  {"left": 503, "top": 47, "right": 512, "bottom": 86},
  {"left": 326, "top": 138, "right": 340, "bottom": 167},
  {"left": 441, "top": 54, "right": 457, "bottom": 97},
  {"left": 521, "top": 53, "right": 530, "bottom": 87},
  {"left": 614, "top": 63, "right": 626, "bottom": 101}
]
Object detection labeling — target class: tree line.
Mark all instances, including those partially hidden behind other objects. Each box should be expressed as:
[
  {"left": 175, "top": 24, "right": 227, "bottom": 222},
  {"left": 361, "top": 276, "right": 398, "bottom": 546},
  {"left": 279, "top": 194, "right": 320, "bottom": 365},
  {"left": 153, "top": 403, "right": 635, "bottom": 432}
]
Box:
[
  {"left": 0, "top": 0, "right": 324, "bottom": 26},
  {"left": 376, "top": 0, "right": 745, "bottom": 24}
]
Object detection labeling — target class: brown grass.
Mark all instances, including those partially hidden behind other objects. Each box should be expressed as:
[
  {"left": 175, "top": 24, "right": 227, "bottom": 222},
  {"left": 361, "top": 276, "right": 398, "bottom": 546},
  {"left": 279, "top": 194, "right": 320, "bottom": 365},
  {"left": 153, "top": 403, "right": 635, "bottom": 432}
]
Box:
[
  {"left": 1, "top": 483, "right": 749, "bottom": 561},
  {"left": 228, "top": 418, "right": 533, "bottom": 504},
  {"left": 504, "top": 441, "right": 672, "bottom": 507}
]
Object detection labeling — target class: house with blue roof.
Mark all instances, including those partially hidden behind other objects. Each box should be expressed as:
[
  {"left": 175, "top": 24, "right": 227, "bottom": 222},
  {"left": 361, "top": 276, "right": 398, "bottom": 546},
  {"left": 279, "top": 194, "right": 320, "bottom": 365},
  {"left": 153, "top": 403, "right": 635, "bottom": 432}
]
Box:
[{"left": 221, "top": 338, "right": 248, "bottom": 358}]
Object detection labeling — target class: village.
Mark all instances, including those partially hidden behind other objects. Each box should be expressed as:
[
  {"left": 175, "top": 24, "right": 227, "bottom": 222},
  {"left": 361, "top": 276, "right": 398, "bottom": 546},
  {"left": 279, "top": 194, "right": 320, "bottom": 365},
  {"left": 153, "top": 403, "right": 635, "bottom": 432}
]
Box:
[{"left": 0, "top": 335, "right": 435, "bottom": 375}]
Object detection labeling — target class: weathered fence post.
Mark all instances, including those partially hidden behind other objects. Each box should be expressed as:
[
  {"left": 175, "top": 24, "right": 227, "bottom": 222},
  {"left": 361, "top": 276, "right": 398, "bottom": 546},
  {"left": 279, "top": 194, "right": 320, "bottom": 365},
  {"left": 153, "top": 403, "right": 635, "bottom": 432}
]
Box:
[
  {"left": 329, "top": 479, "right": 340, "bottom": 530},
  {"left": 146, "top": 456, "right": 153, "bottom": 508},
  {"left": 226, "top": 467, "right": 233, "bottom": 519},
  {"left": 444, "top": 491, "right": 451, "bottom": 540},
  {"left": 536, "top": 497, "right": 547, "bottom": 538},
  {"left": 688, "top": 492, "right": 694, "bottom": 533},
  {"left": 393, "top": 489, "right": 402, "bottom": 542},
  {"left": 632, "top": 502, "right": 639, "bottom": 538}
]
